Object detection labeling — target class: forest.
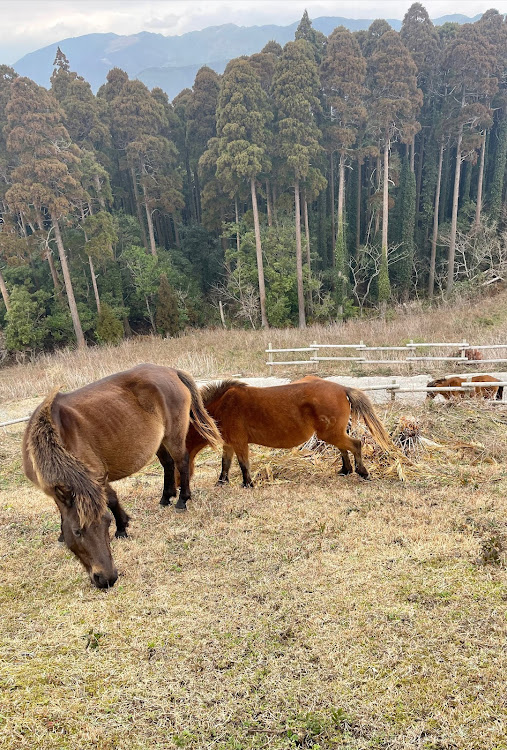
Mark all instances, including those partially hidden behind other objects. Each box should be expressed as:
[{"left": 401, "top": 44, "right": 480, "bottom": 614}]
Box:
[{"left": 1, "top": 3, "right": 507, "bottom": 354}]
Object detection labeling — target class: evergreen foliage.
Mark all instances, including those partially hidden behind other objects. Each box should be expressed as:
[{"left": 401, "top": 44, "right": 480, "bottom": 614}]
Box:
[{"left": 2, "top": 5, "right": 507, "bottom": 352}]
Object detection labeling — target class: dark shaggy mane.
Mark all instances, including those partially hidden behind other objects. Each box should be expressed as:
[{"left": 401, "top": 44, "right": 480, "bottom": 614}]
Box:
[
  {"left": 200, "top": 379, "right": 246, "bottom": 406},
  {"left": 27, "top": 391, "right": 107, "bottom": 527}
]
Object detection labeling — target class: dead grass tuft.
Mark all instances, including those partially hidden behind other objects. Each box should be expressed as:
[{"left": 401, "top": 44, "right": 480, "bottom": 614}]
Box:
[{"left": 2, "top": 294, "right": 507, "bottom": 748}]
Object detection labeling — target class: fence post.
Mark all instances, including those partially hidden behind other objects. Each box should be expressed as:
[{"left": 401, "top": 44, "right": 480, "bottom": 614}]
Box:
[
  {"left": 391, "top": 379, "right": 397, "bottom": 402},
  {"left": 408, "top": 339, "right": 415, "bottom": 373},
  {"left": 311, "top": 341, "right": 318, "bottom": 367},
  {"left": 460, "top": 339, "right": 467, "bottom": 359},
  {"left": 267, "top": 342, "right": 273, "bottom": 373}
]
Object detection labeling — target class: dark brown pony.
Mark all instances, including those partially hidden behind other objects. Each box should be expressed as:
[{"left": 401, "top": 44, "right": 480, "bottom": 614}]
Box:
[
  {"left": 23, "top": 364, "right": 221, "bottom": 588},
  {"left": 426, "top": 375, "right": 503, "bottom": 401},
  {"left": 185, "top": 375, "right": 393, "bottom": 486}
]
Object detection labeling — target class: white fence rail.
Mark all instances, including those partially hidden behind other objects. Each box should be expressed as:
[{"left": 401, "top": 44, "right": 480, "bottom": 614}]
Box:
[
  {"left": 2, "top": 377, "right": 507, "bottom": 428},
  {"left": 266, "top": 340, "right": 507, "bottom": 368}
]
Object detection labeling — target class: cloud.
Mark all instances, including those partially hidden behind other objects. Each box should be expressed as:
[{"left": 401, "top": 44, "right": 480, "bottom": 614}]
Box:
[{"left": 2, "top": 0, "right": 505, "bottom": 63}]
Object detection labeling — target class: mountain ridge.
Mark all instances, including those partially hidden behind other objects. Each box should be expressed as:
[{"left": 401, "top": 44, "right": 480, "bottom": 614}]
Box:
[{"left": 12, "top": 13, "right": 482, "bottom": 101}]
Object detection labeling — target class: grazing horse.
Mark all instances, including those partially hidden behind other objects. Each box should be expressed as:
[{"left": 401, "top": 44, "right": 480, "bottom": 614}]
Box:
[
  {"left": 426, "top": 375, "right": 504, "bottom": 401},
  {"left": 22, "top": 364, "right": 221, "bottom": 588},
  {"left": 184, "top": 375, "right": 393, "bottom": 487}
]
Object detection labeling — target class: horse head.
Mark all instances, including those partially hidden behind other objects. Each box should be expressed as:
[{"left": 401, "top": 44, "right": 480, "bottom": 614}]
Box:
[{"left": 54, "top": 486, "right": 118, "bottom": 589}]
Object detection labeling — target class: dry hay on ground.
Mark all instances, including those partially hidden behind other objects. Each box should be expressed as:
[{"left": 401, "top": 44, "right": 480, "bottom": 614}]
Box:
[{"left": 1, "top": 401, "right": 507, "bottom": 749}]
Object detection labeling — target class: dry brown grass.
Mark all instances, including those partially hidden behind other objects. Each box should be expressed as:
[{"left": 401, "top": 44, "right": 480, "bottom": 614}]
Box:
[
  {"left": 1, "top": 400, "right": 507, "bottom": 749},
  {"left": 1, "top": 290, "right": 507, "bottom": 403}
]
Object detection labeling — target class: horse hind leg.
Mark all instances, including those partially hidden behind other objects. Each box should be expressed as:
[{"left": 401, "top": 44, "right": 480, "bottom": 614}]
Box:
[
  {"left": 157, "top": 445, "right": 177, "bottom": 506},
  {"left": 318, "top": 424, "right": 370, "bottom": 480},
  {"left": 235, "top": 444, "right": 254, "bottom": 488},
  {"left": 338, "top": 450, "right": 353, "bottom": 475},
  {"left": 217, "top": 444, "right": 234, "bottom": 486}
]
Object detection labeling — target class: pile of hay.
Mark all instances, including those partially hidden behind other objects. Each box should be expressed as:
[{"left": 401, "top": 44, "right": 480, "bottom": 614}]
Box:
[{"left": 227, "top": 402, "right": 507, "bottom": 489}]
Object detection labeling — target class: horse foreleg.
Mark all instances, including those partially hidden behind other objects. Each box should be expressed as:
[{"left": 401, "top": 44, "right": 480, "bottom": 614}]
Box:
[
  {"left": 217, "top": 444, "right": 234, "bottom": 485},
  {"left": 235, "top": 445, "right": 254, "bottom": 488},
  {"left": 106, "top": 484, "right": 131, "bottom": 538},
  {"left": 157, "top": 445, "right": 177, "bottom": 506}
]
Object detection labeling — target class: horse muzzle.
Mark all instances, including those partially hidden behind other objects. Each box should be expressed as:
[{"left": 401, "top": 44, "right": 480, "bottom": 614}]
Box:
[{"left": 91, "top": 570, "right": 118, "bottom": 589}]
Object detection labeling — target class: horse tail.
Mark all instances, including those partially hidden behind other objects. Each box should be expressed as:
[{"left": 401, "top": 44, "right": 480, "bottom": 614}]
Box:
[
  {"left": 26, "top": 390, "right": 107, "bottom": 527},
  {"left": 345, "top": 387, "right": 394, "bottom": 453},
  {"left": 497, "top": 386, "right": 504, "bottom": 401},
  {"left": 176, "top": 370, "right": 223, "bottom": 449}
]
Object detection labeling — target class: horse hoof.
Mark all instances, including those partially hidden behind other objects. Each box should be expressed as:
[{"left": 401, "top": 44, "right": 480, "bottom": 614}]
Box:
[
  {"left": 159, "top": 497, "right": 172, "bottom": 507},
  {"left": 216, "top": 479, "right": 229, "bottom": 487},
  {"left": 359, "top": 472, "right": 371, "bottom": 481},
  {"left": 242, "top": 483, "right": 254, "bottom": 489},
  {"left": 174, "top": 505, "right": 187, "bottom": 513},
  {"left": 115, "top": 530, "right": 128, "bottom": 539}
]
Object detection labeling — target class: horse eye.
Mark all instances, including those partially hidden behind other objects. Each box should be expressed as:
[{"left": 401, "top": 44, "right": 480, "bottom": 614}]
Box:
[{"left": 74, "top": 528, "right": 82, "bottom": 537}]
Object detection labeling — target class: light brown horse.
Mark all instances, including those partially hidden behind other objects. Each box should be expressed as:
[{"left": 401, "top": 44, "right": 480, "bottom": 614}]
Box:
[
  {"left": 23, "top": 364, "right": 221, "bottom": 588},
  {"left": 185, "top": 375, "right": 393, "bottom": 486},
  {"left": 426, "top": 375, "right": 504, "bottom": 401}
]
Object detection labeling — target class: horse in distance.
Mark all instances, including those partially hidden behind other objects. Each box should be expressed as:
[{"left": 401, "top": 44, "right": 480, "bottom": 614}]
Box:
[
  {"left": 23, "top": 364, "right": 221, "bottom": 588},
  {"left": 426, "top": 375, "right": 503, "bottom": 401},
  {"left": 184, "top": 375, "right": 394, "bottom": 487}
]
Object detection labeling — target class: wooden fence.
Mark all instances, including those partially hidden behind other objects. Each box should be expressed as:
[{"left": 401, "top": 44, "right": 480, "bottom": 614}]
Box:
[{"left": 266, "top": 340, "right": 507, "bottom": 368}]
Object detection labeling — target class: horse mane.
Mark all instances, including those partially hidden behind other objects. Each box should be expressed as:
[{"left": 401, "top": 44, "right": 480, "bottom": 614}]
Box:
[
  {"left": 427, "top": 377, "right": 448, "bottom": 388},
  {"left": 27, "top": 389, "right": 107, "bottom": 527},
  {"left": 200, "top": 379, "right": 246, "bottom": 406}
]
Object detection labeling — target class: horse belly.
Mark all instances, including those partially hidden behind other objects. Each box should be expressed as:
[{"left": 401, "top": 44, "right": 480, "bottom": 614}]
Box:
[
  {"left": 89, "top": 418, "right": 164, "bottom": 482},
  {"left": 245, "top": 421, "right": 314, "bottom": 450}
]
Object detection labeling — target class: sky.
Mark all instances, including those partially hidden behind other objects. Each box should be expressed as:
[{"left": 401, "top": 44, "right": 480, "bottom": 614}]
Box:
[{"left": 1, "top": 0, "right": 506, "bottom": 64}]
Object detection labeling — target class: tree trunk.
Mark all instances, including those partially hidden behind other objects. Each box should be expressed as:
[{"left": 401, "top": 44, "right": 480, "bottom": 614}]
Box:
[
  {"left": 89, "top": 255, "right": 101, "bottom": 314},
  {"left": 294, "top": 177, "right": 306, "bottom": 329},
  {"left": 329, "top": 152, "right": 335, "bottom": 249},
  {"left": 266, "top": 179, "right": 273, "bottom": 227},
  {"left": 428, "top": 141, "right": 444, "bottom": 298},
  {"left": 250, "top": 177, "right": 268, "bottom": 328},
  {"left": 337, "top": 152, "right": 345, "bottom": 243},
  {"left": 94, "top": 173, "right": 106, "bottom": 210},
  {"left": 46, "top": 248, "right": 62, "bottom": 300},
  {"left": 415, "top": 130, "right": 425, "bottom": 215},
  {"left": 446, "top": 111, "right": 464, "bottom": 298},
  {"left": 375, "top": 155, "right": 381, "bottom": 237},
  {"left": 336, "top": 152, "right": 347, "bottom": 317},
  {"left": 382, "top": 138, "right": 390, "bottom": 263},
  {"left": 194, "top": 170, "right": 202, "bottom": 224},
  {"left": 234, "top": 196, "right": 240, "bottom": 253},
  {"left": 303, "top": 190, "right": 313, "bottom": 314},
  {"left": 51, "top": 215, "right": 86, "bottom": 348},
  {"left": 356, "top": 160, "right": 362, "bottom": 254},
  {"left": 0, "top": 269, "right": 10, "bottom": 311},
  {"left": 490, "top": 116, "right": 507, "bottom": 221},
  {"left": 474, "top": 132, "right": 486, "bottom": 228},
  {"left": 142, "top": 181, "right": 157, "bottom": 257},
  {"left": 131, "top": 166, "right": 149, "bottom": 250},
  {"left": 410, "top": 135, "right": 415, "bottom": 173},
  {"left": 80, "top": 202, "right": 101, "bottom": 314}
]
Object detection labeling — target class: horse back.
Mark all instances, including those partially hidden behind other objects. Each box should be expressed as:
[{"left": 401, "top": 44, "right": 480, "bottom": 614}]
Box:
[{"left": 209, "top": 378, "right": 350, "bottom": 449}]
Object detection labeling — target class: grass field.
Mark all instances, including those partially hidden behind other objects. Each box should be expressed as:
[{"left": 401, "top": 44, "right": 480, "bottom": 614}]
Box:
[{"left": 1, "top": 296, "right": 507, "bottom": 749}]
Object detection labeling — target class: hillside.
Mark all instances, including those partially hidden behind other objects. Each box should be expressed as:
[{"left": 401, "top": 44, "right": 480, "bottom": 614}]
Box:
[{"left": 12, "top": 13, "right": 480, "bottom": 98}]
